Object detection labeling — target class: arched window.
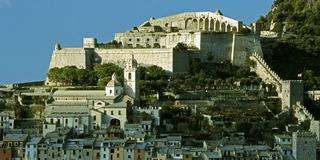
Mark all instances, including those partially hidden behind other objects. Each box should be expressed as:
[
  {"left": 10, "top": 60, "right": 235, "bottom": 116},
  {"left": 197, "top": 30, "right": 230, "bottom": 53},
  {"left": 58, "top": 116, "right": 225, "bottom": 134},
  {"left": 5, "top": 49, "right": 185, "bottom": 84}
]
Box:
[{"left": 128, "top": 73, "right": 132, "bottom": 80}]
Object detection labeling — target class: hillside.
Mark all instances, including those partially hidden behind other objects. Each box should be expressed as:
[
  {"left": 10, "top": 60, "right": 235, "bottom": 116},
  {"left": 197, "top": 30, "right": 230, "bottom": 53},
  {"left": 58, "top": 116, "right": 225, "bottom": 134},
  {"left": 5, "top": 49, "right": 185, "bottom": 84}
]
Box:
[{"left": 258, "top": 0, "right": 320, "bottom": 90}]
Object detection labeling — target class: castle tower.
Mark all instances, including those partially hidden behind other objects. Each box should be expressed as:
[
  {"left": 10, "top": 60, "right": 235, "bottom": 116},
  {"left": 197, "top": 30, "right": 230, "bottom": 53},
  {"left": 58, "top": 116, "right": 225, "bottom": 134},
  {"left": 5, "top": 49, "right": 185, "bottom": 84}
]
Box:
[
  {"left": 105, "top": 73, "right": 123, "bottom": 97},
  {"left": 292, "top": 131, "right": 317, "bottom": 160},
  {"left": 124, "top": 55, "right": 139, "bottom": 100},
  {"left": 55, "top": 43, "right": 61, "bottom": 51}
]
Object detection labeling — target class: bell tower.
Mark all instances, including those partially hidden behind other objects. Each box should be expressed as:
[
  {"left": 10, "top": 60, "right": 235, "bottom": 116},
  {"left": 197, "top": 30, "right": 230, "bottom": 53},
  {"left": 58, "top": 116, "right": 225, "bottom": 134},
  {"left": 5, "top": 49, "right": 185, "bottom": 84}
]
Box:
[{"left": 124, "top": 55, "right": 139, "bottom": 100}]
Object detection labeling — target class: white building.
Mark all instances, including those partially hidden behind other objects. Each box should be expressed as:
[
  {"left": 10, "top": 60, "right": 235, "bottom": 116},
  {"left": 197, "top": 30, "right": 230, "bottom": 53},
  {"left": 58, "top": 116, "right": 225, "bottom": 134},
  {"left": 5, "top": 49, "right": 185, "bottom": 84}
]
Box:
[
  {"left": 25, "top": 137, "right": 43, "bottom": 160},
  {"left": 124, "top": 55, "right": 139, "bottom": 100},
  {"left": 105, "top": 73, "right": 123, "bottom": 97},
  {"left": 92, "top": 101, "right": 127, "bottom": 129},
  {"left": 134, "top": 106, "right": 161, "bottom": 126},
  {"left": 0, "top": 110, "right": 15, "bottom": 130},
  {"left": 44, "top": 106, "right": 91, "bottom": 135}
]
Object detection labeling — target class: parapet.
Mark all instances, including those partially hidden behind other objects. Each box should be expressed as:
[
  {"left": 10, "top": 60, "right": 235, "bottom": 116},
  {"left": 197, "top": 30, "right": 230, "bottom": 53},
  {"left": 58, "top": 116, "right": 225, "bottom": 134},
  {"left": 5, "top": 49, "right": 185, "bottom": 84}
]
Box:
[
  {"left": 293, "top": 131, "right": 316, "bottom": 138},
  {"left": 55, "top": 43, "right": 62, "bottom": 51},
  {"left": 83, "top": 38, "right": 97, "bottom": 49}
]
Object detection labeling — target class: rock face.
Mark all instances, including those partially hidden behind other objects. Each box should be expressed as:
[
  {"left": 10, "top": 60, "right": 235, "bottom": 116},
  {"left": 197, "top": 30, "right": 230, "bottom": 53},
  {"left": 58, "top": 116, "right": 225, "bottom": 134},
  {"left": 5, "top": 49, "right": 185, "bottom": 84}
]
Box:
[{"left": 48, "top": 10, "right": 263, "bottom": 75}]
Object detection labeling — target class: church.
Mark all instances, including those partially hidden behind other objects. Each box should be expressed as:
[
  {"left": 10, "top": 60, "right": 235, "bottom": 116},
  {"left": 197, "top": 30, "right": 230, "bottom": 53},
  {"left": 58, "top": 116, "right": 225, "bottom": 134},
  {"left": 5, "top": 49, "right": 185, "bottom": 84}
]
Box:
[{"left": 43, "top": 56, "right": 139, "bottom": 135}]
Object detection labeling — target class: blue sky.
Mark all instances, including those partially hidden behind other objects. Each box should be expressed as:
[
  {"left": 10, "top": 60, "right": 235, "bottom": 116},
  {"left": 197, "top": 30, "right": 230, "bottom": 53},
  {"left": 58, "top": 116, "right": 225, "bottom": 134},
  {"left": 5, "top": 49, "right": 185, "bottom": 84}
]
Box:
[{"left": 0, "top": 0, "right": 274, "bottom": 84}]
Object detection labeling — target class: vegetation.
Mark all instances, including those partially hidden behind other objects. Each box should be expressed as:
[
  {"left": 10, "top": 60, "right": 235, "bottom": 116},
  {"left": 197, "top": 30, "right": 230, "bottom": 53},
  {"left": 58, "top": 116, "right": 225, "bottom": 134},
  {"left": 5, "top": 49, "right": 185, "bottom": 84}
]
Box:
[
  {"left": 48, "top": 63, "right": 123, "bottom": 87},
  {"left": 169, "top": 59, "right": 261, "bottom": 93},
  {"left": 257, "top": 0, "right": 320, "bottom": 89}
]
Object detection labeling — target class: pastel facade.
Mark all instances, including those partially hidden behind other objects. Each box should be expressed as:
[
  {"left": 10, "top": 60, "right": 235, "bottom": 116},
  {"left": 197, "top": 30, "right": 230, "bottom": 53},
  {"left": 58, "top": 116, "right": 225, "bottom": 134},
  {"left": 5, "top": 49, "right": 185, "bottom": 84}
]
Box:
[{"left": 0, "top": 111, "right": 15, "bottom": 130}]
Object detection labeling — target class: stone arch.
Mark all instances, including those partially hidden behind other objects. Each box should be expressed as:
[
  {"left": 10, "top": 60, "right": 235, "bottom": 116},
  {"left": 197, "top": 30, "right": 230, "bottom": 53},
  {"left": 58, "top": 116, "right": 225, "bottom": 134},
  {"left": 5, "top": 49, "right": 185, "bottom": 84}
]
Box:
[
  {"left": 110, "top": 118, "right": 120, "bottom": 127},
  {"left": 209, "top": 19, "right": 214, "bottom": 31},
  {"left": 204, "top": 18, "right": 209, "bottom": 31},
  {"left": 226, "top": 24, "right": 232, "bottom": 32},
  {"left": 232, "top": 27, "right": 238, "bottom": 32},
  {"left": 221, "top": 22, "right": 226, "bottom": 32},
  {"left": 199, "top": 18, "right": 204, "bottom": 30},
  {"left": 185, "top": 18, "right": 198, "bottom": 30},
  {"left": 215, "top": 20, "right": 220, "bottom": 32}
]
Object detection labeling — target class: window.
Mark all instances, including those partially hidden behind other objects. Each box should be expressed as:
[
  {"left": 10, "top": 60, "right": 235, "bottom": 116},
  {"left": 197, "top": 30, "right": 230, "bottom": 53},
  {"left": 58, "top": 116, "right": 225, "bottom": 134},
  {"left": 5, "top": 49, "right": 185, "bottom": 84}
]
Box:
[
  {"left": 111, "top": 149, "right": 114, "bottom": 153},
  {"left": 128, "top": 73, "right": 132, "bottom": 80},
  {"left": 147, "top": 38, "right": 150, "bottom": 42},
  {"left": 103, "top": 154, "right": 106, "bottom": 158},
  {"left": 129, "top": 38, "right": 132, "bottom": 42},
  {"left": 93, "top": 116, "right": 96, "bottom": 121},
  {"left": 50, "top": 119, "right": 53, "bottom": 124},
  {"left": 110, "top": 90, "right": 112, "bottom": 94},
  {"left": 65, "top": 119, "right": 68, "bottom": 124},
  {"left": 86, "top": 152, "right": 89, "bottom": 156},
  {"left": 111, "top": 111, "right": 114, "bottom": 115},
  {"left": 117, "top": 153, "right": 119, "bottom": 158},
  {"left": 118, "top": 111, "right": 121, "bottom": 115},
  {"left": 137, "top": 38, "right": 140, "bottom": 42},
  {"left": 75, "top": 119, "right": 78, "bottom": 122}
]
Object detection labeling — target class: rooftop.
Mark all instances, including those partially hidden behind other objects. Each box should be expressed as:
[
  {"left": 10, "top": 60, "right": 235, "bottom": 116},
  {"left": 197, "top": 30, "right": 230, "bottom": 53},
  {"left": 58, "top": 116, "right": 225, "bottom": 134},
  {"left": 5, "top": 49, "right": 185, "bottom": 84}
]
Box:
[
  {"left": 0, "top": 110, "right": 15, "bottom": 117},
  {"left": 53, "top": 90, "right": 116, "bottom": 100},
  {"left": 45, "top": 106, "right": 90, "bottom": 117},
  {"left": 3, "top": 134, "right": 28, "bottom": 142}
]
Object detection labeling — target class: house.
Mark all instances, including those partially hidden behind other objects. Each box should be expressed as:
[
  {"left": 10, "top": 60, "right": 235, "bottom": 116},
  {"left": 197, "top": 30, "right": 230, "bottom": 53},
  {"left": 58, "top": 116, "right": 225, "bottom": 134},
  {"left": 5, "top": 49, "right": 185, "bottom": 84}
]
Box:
[
  {"left": 25, "top": 137, "right": 43, "bottom": 160},
  {"left": 3, "top": 133, "right": 28, "bottom": 159},
  {"left": 0, "top": 111, "right": 15, "bottom": 130},
  {"left": 44, "top": 105, "right": 91, "bottom": 135}
]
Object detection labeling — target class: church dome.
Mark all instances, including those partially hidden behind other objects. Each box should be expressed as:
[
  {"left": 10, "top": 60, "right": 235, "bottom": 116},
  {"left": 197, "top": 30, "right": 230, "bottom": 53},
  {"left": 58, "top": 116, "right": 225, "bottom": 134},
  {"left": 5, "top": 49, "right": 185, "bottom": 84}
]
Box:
[{"left": 106, "top": 73, "right": 121, "bottom": 87}]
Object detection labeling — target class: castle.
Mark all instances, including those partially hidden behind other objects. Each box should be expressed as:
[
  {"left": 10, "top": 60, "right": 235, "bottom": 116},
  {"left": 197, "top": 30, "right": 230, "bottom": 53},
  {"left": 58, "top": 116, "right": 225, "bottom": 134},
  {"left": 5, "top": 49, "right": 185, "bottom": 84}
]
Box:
[
  {"left": 48, "top": 10, "right": 263, "bottom": 75},
  {"left": 47, "top": 10, "right": 306, "bottom": 110}
]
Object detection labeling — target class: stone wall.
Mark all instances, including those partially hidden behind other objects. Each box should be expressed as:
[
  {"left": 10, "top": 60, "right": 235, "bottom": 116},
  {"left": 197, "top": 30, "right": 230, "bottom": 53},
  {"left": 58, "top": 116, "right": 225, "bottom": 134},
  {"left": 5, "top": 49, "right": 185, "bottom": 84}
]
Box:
[
  {"left": 249, "top": 53, "right": 282, "bottom": 94},
  {"left": 49, "top": 48, "right": 92, "bottom": 69},
  {"left": 310, "top": 120, "right": 320, "bottom": 141},
  {"left": 160, "top": 31, "right": 201, "bottom": 49},
  {"left": 233, "top": 34, "right": 263, "bottom": 66},
  {"left": 95, "top": 48, "right": 189, "bottom": 73},
  {"left": 294, "top": 102, "right": 314, "bottom": 122},
  {"left": 114, "top": 32, "right": 164, "bottom": 48},
  {"left": 250, "top": 53, "right": 304, "bottom": 110}
]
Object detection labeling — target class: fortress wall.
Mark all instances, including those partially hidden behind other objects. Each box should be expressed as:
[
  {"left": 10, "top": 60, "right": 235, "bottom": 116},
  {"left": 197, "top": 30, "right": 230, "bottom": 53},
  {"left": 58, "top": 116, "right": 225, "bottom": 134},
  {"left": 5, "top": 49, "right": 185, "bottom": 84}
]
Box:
[
  {"left": 95, "top": 48, "right": 176, "bottom": 72},
  {"left": 172, "top": 51, "right": 190, "bottom": 73},
  {"left": 200, "top": 33, "right": 233, "bottom": 62},
  {"left": 232, "top": 34, "right": 263, "bottom": 66},
  {"left": 160, "top": 32, "right": 201, "bottom": 49},
  {"left": 49, "top": 49, "right": 90, "bottom": 69},
  {"left": 114, "top": 32, "right": 164, "bottom": 48}
]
